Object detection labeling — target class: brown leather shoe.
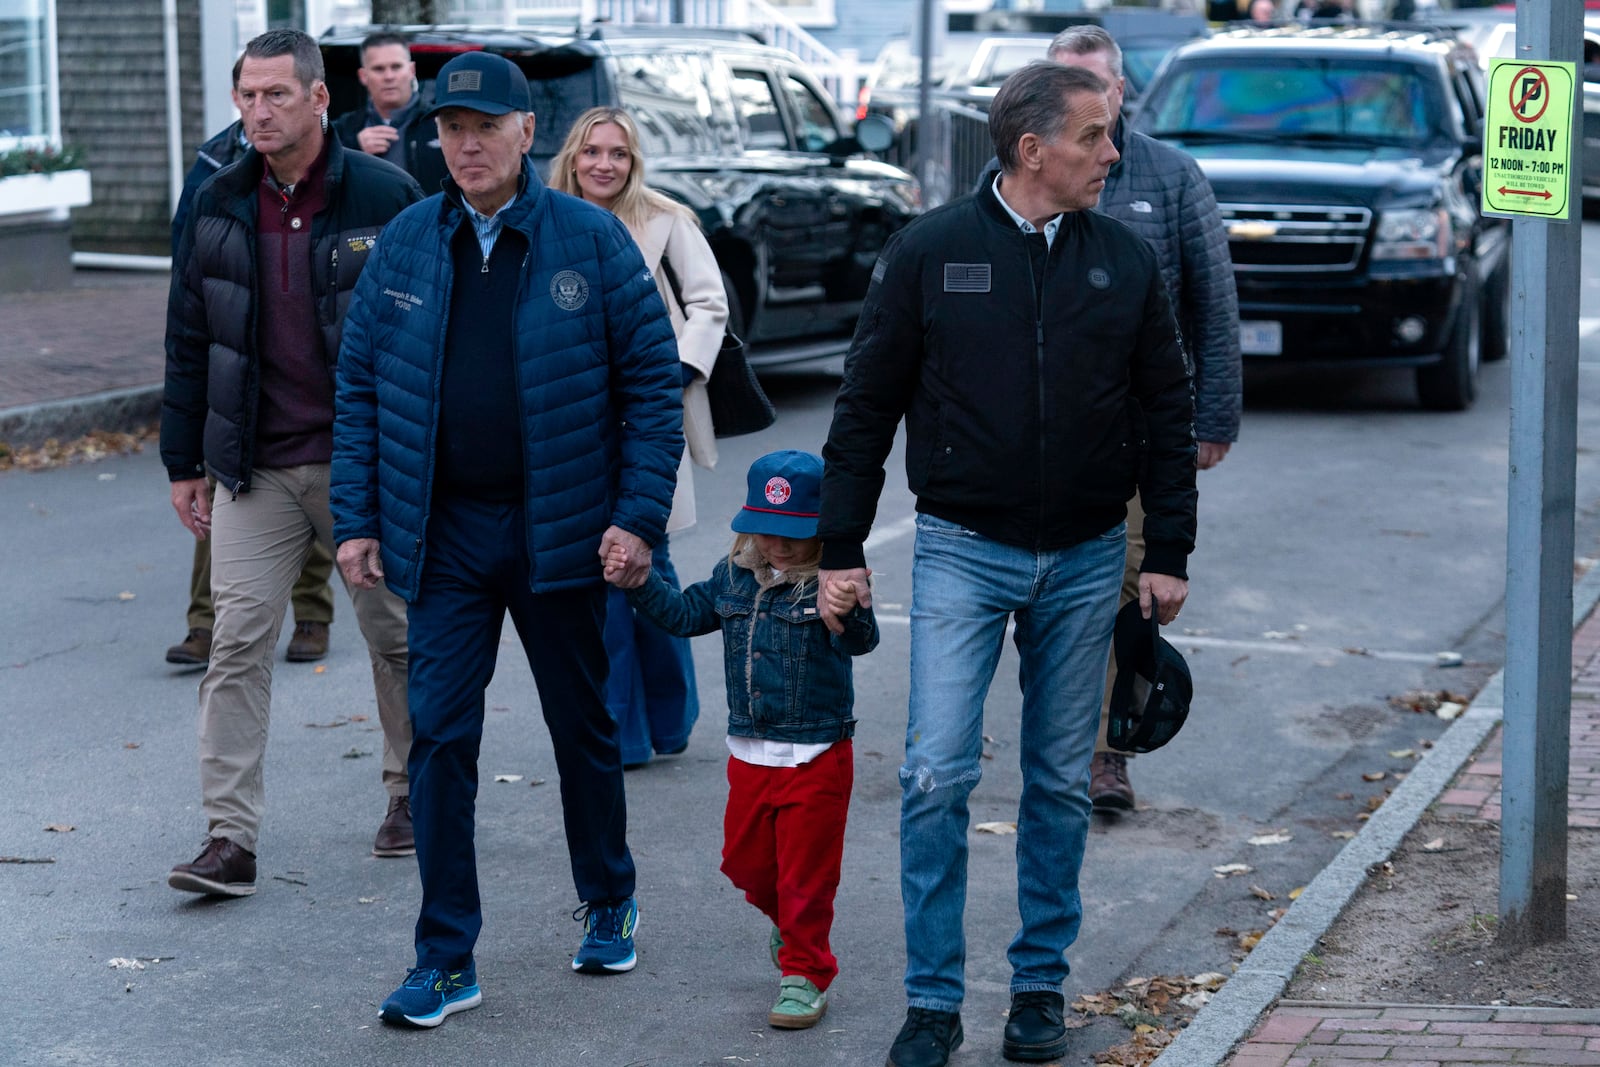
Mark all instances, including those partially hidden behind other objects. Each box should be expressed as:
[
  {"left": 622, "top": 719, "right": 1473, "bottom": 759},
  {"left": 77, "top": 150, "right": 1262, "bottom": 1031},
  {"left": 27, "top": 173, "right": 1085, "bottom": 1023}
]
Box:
[
  {"left": 1089, "top": 752, "right": 1136, "bottom": 811},
  {"left": 168, "top": 836, "right": 256, "bottom": 896},
  {"left": 373, "top": 795, "right": 415, "bottom": 857},
  {"left": 165, "top": 627, "right": 212, "bottom": 667},
  {"left": 285, "top": 620, "right": 329, "bottom": 662}
]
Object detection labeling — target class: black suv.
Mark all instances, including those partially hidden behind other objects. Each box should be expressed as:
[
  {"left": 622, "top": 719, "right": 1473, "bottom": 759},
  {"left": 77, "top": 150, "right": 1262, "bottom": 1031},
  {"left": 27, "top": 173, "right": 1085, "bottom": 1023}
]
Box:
[
  {"left": 1133, "top": 24, "right": 1509, "bottom": 410},
  {"left": 320, "top": 25, "right": 920, "bottom": 368}
]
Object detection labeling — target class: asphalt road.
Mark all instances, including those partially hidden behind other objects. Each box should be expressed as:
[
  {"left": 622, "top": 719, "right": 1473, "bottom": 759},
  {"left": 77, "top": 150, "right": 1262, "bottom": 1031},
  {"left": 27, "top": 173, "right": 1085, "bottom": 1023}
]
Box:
[{"left": 4, "top": 217, "right": 1600, "bottom": 1066}]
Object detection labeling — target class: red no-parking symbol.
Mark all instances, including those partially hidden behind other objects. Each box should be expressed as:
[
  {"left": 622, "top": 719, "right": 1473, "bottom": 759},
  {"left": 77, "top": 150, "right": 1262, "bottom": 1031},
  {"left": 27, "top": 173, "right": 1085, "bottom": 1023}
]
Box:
[{"left": 1510, "top": 66, "right": 1550, "bottom": 123}]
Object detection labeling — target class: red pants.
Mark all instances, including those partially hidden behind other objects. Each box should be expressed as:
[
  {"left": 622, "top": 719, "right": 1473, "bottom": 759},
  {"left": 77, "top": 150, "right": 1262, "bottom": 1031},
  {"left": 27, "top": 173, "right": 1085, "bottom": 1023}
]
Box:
[{"left": 720, "top": 740, "right": 853, "bottom": 991}]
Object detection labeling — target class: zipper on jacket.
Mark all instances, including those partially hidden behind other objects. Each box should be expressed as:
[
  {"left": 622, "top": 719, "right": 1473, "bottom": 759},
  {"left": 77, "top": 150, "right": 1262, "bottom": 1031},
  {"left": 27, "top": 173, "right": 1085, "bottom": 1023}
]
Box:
[
  {"left": 1022, "top": 229, "right": 1050, "bottom": 551},
  {"left": 279, "top": 186, "right": 293, "bottom": 293}
]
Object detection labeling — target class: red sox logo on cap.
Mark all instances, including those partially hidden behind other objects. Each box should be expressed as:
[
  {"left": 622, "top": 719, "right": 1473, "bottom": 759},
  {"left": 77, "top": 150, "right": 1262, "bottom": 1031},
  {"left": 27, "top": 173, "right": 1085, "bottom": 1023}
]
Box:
[{"left": 764, "top": 477, "right": 791, "bottom": 506}]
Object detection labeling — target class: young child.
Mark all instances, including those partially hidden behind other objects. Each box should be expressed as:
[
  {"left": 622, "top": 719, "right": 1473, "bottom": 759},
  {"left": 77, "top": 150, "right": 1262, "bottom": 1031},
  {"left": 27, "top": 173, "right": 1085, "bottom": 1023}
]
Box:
[{"left": 609, "top": 450, "right": 878, "bottom": 1029}]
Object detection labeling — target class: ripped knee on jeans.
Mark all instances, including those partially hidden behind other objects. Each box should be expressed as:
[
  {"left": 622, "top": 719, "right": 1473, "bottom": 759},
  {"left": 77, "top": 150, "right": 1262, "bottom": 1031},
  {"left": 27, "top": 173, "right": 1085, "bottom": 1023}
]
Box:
[{"left": 899, "top": 763, "right": 982, "bottom": 795}]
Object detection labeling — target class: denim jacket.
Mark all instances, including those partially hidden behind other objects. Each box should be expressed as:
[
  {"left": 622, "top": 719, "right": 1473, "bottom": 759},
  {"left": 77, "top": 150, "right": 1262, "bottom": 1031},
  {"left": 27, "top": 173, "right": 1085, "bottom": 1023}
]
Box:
[{"left": 627, "top": 557, "right": 878, "bottom": 743}]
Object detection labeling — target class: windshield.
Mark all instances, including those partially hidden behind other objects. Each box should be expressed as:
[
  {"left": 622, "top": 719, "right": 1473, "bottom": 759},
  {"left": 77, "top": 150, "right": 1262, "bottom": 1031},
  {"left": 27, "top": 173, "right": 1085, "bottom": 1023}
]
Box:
[
  {"left": 1122, "top": 40, "right": 1185, "bottom": 96},
  {"left": 1141, "top": 55, "right": 1442, "bottom": 146}
]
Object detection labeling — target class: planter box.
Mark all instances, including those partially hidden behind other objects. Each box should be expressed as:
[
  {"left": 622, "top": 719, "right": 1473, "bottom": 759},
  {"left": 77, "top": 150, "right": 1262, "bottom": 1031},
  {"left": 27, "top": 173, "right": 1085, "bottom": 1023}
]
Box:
[{"left": 0, "top": 169, "right": 93, "bottom": 220}]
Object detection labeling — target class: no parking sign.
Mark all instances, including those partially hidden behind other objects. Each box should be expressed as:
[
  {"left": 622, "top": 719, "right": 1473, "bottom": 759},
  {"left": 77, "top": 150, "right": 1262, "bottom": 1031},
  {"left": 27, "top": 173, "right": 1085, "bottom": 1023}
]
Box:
[{"left": 1481, "top": 58, "right": 1577, "bottom": 221}]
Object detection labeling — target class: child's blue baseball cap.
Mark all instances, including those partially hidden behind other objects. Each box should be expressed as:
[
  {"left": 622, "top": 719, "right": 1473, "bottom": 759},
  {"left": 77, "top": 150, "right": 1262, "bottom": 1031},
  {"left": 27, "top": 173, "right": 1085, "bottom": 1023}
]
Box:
[{"left": 731, "top": 450, "right": 823, "bottom": 539}]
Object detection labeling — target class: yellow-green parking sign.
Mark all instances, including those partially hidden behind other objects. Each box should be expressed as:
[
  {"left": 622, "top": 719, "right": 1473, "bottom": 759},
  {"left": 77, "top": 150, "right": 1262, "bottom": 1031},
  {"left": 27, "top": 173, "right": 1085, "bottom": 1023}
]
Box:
[{"left": 1482, "top": 58, "right": 1576, "bottom": 221}]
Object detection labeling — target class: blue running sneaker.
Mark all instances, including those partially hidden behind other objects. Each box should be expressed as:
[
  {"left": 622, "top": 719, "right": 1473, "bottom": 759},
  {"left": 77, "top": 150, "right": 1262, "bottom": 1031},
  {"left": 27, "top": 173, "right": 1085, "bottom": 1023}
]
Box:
[
  {"left": 379, "top": 964, "right": 482, "bottom": 1028},
  {"left": 571, "top": 897, "right": 638, "bottom": 974}
]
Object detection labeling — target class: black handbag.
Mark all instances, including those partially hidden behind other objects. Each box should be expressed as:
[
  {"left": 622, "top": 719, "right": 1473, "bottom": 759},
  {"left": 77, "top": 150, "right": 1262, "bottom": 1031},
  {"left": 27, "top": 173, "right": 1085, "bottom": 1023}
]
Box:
[{"left": 660, "top": 257, "right": 775, "bottom": 438}]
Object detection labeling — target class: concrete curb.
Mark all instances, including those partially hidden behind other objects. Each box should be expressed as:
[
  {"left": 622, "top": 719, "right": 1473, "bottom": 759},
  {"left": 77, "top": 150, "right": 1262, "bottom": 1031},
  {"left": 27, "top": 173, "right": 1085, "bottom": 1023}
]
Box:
[
  {"left": 0, "top": 383, "right": 161, "bottom": 449},
  {"left": 1152, "top": 563, "right": 1600, "bottom": 1067}
]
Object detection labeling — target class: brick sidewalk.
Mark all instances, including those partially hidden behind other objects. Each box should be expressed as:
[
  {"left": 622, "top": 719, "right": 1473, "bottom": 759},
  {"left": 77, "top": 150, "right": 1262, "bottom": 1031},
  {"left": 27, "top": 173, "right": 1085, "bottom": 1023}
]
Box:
[
  {"left": 1433, "top": 612, "right": 1600, "bottom": 829},
  {"left": 0, "top": 270, "right": 168, "bottom": 410},
  {"left": 1231, "top": 1005, "right": 1600, "bottom": 1066},
  {"left": 1224, "top": 614, "right": 1600, "bottom": 1067}
]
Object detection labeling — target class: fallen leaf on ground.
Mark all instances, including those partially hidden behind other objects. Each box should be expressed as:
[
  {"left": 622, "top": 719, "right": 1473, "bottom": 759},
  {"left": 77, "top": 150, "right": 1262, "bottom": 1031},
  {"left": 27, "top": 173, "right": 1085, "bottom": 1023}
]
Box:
[
  {"left": 44, "top": 824, "right": 74, "bottom": 833},
  {"left": 1388, "top": 748, "right": 1416, "bottom": 759},
  {"left": 492, "top": 774, "right": 523, "bottom": 783},
  {"left": 0, "top": 427, "right": 152, "bottom": 471},
  {"left": 1330, "top": 830, "right": 1356, "bottom": 839},
  {"left": 1248, "top": 831, "right": 1292, "bottom": 846},
  {"left": 107, "top": 958, "right": 145, "bottom": 970},
  {"left": 349, "top": 714, "right": 368, "bottom": 722},
  {"left": 1212, "top": 863, "right": 1252, "bottom": 877},
  {"left": 1249, "top": 885, "right": 1275, "bottom": 901},
  {"left": 1362, "top": 771, "right": 1387, "bottom": 782},
  {"left": 1436, "top": 701, "right": 1465, "bottom": 720},
  {"left": 305, "top": 718, "right": 347, "bottom": 728},
  {"left": 313, "top": 665, "right": 327, "bottom": 674},
  {"left": 1422, "top": 837, "right": 1446, "bottom": 851},
  {"left": 1288, "top": 886, "right": 1305, "bottom": 900},
  {"left": 1238, "top": 929, "right": 1264, "bottom": 950},
  {"left": 975, "top": 821, "right": 1017, "bottom": 835},
  {"left": 117, "top": 591, "right": 135, "bottom": 601}
]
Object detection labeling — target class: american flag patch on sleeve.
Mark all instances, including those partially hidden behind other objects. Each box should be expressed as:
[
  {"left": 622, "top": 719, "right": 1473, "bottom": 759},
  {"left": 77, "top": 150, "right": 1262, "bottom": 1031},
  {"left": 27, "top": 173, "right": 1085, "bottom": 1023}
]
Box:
[{"left": 944, "top": 263, "right": 991, "bottom": 293}]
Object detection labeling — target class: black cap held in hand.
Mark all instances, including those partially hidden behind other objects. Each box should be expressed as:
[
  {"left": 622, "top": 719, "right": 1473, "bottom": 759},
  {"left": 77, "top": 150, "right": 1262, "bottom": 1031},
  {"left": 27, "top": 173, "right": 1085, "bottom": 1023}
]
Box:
[{"left": 1107, "top": 595, "right": 1193, "bottom": 754}]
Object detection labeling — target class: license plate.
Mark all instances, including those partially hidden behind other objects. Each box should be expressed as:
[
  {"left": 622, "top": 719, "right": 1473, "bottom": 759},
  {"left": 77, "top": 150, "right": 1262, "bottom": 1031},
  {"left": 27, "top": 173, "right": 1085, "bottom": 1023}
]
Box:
[{"left": 1239, "top": 320, "right": 1282, "bottom": 356}]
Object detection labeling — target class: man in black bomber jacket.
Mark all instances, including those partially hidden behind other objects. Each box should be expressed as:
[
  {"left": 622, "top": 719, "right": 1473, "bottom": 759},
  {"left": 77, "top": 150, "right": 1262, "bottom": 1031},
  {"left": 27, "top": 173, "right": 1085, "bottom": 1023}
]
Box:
[{"left": 814, "top": 61, "right": 1197, "bottom": 1067}]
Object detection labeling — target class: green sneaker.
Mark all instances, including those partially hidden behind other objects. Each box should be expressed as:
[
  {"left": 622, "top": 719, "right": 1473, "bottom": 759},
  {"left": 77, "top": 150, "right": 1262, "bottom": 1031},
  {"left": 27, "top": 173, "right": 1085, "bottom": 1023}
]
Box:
[
  {"left": 768, "top": 975, "right": 828, "bottom": 1029},
  {"left": 769, "top": 925, "right": 783, "bottom": 970}
]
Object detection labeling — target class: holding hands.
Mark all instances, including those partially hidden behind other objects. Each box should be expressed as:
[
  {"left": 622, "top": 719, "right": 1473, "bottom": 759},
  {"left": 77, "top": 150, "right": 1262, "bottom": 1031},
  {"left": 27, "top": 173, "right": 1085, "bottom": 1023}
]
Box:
[
  {"left": 817, "top": 567, "right": 873, "bottom": 634},
  {"left": 600, "top": 526, "right": 653, "bottom": 588}
]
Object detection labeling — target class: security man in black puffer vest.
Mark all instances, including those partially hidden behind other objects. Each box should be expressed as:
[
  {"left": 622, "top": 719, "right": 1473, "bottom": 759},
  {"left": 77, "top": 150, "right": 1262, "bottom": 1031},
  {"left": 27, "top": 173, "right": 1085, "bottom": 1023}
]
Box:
[{"left": 161, "top": 28, "right": 424, "bottom": 899}]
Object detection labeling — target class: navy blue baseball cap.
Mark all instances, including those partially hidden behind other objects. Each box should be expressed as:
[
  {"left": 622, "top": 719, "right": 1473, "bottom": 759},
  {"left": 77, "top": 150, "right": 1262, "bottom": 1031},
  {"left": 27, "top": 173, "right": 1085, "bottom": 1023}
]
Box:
[
  {"left": 423, "top": 52, "right": 531, "bottom": 119},
  {"left": 731, "top": 451, "right": 823, "bottom": 540}
]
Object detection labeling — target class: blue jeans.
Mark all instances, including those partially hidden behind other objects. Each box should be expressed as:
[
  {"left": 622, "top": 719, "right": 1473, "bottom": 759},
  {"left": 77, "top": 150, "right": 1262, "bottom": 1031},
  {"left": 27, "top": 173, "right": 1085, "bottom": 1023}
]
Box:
[
  {"left": 901, "top": 513, "right": 1125, "bottom": 1012},
  {"left": 407, "top": 496, "right": 635, "bottom": 970},
  {"left": 605, "top": 539, "right": 700, "bottom": 766}
]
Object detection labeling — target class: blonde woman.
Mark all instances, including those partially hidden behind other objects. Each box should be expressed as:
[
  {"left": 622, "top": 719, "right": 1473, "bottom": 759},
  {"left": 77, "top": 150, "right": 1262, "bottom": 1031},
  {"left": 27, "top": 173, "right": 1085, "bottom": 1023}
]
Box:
[{"left": 552, "top": 106, "right": 729, "bottom": 768}]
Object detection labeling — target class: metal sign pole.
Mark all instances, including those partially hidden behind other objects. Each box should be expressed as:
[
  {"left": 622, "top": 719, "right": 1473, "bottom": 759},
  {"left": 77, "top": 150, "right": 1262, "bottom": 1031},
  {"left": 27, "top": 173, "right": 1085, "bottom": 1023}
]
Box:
[{"left": 1498, "top": 0, "right": 1582, "bottom": 946}]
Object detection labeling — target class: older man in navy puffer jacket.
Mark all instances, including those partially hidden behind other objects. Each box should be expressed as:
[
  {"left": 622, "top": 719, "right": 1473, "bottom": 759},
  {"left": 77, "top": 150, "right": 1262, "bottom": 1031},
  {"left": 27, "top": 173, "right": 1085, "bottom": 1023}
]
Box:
[{"left": 331, "top": 52, "right": 682, "bottom": 1028}]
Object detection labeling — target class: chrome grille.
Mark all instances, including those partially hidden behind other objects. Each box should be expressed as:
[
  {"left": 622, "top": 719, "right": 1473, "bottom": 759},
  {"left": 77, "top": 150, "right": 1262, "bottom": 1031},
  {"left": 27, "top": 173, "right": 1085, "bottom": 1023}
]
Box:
[{"left": 1219, "top": 203, "right": 1373, "bottom": 273}]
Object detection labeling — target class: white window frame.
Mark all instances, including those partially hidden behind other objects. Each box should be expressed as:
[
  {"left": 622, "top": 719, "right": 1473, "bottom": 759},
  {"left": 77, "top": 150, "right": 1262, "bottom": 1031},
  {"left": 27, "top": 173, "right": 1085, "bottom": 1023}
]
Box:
[{"left": 0, "top": 0, "right": 63, "bottom": 152}]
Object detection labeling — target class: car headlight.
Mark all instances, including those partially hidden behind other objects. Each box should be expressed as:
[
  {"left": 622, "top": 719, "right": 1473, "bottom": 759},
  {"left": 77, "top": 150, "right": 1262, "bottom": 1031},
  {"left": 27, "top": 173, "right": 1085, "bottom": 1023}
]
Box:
[{"left": 1371, "top": 207, "right": 1450, "bottom": 261}]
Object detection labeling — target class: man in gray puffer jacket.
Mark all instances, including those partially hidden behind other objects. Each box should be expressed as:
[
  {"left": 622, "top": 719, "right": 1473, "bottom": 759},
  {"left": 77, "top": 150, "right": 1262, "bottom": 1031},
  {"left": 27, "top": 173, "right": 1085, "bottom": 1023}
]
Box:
[{"left": 975, "top": 25, "right": 1241, "bottom": 812}]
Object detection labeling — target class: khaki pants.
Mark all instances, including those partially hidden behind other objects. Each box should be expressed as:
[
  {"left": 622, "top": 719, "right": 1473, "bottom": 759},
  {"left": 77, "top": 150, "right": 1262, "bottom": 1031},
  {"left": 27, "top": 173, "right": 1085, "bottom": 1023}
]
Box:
[
  {"left": 1097, "top": 491, "right": 1146, "bottom": 754},
  {"left": 198, "top": 464, "right": 410, "bottom": 852},
  {"left": 187, "top": 477, "right": 335, "bottom": 629}
]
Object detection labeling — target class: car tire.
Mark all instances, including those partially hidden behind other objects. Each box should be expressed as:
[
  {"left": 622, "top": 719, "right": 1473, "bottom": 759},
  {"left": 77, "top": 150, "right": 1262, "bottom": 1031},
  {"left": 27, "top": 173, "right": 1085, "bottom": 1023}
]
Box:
[
  {"left": 1481, "top": 258, "right": 1510, "bottom": 363},
  {"left": 1416, "top": 275, "right": 1480, "bottom": 412}
]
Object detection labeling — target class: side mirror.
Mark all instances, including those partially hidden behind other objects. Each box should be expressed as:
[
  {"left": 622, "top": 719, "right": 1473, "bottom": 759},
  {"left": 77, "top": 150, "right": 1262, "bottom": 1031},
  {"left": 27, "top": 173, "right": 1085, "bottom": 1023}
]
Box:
[{"left": 854, "top": 113, "right": 896, "bottom": 154}]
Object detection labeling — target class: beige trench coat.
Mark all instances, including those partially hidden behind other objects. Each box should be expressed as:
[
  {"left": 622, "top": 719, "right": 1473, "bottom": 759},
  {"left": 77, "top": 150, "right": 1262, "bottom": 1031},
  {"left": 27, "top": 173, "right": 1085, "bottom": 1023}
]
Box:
[{"left": 627, "top": 207, "right": 729, "bottom": 534}]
